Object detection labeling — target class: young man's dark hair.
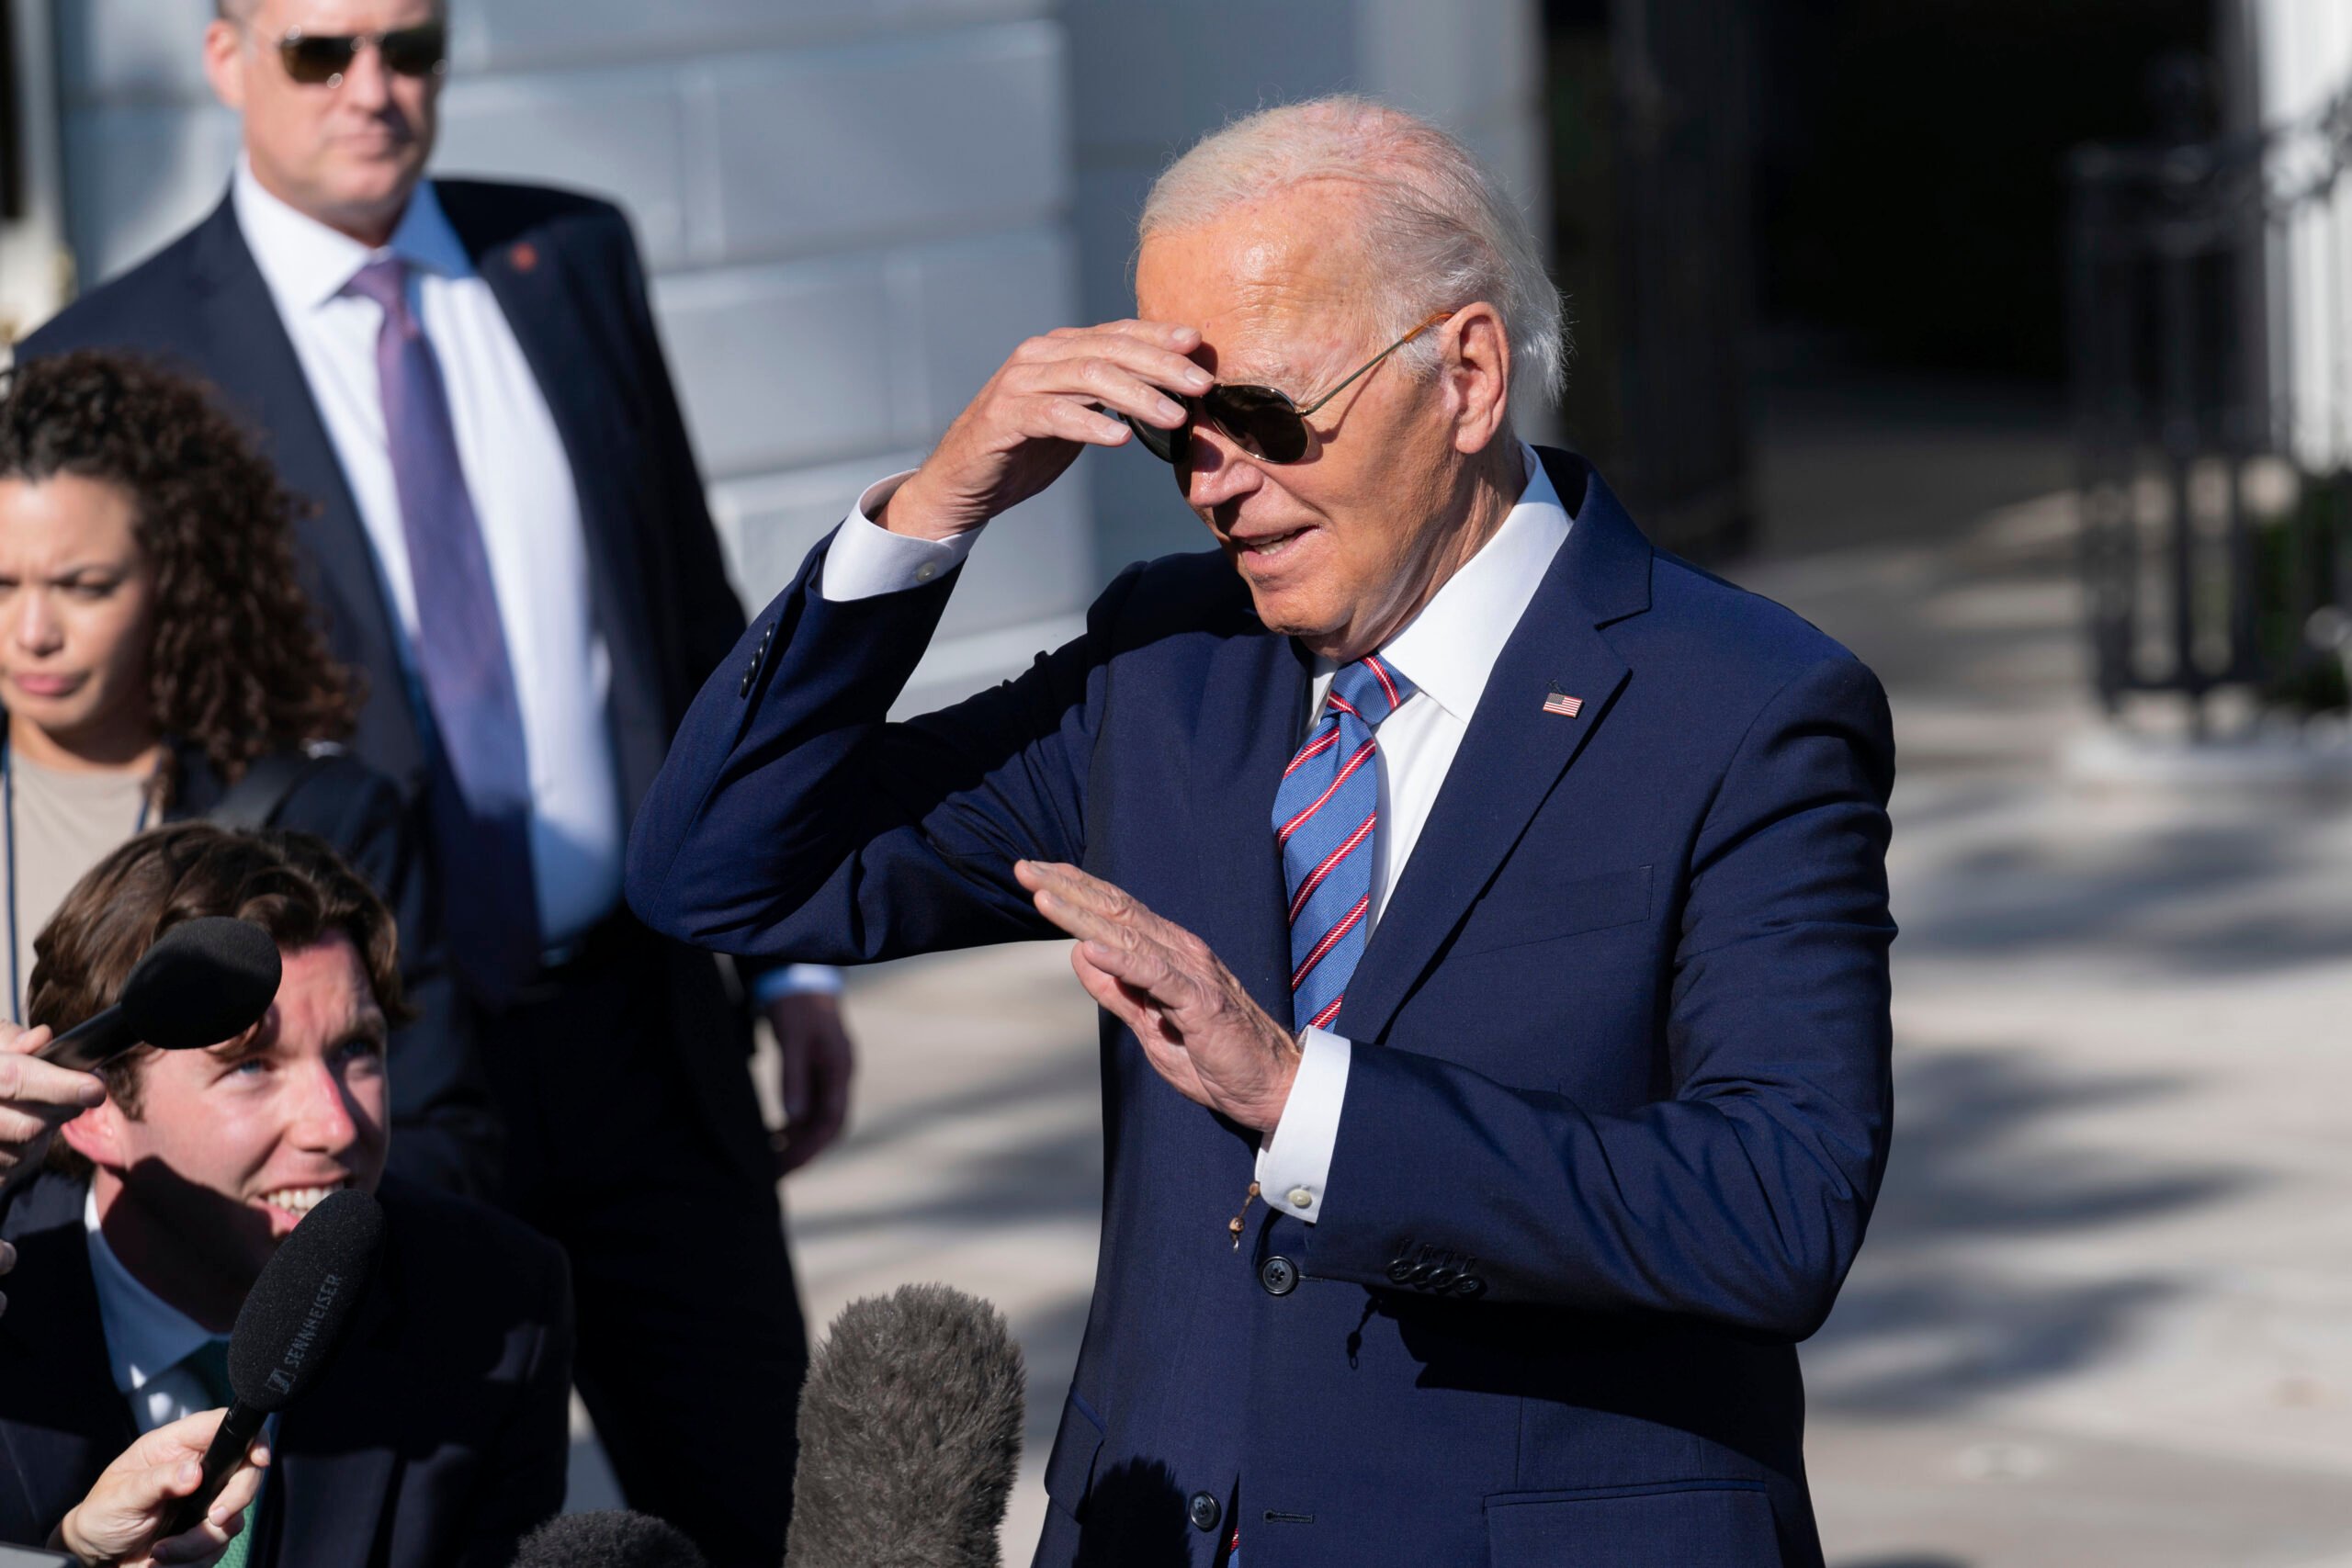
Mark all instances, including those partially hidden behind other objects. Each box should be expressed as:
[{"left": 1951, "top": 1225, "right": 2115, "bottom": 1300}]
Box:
[{"left": 30, "top": 822, "right": 409, "bottom": 1136}]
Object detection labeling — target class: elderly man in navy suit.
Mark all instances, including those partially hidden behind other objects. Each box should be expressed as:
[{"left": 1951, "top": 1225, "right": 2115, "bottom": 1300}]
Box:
[
  {"left": 632, "top": 96, "right": 1896, "bottom": 1567},
  {"left": 17, "top": 3, "right": 840, "bottom": 1561}
]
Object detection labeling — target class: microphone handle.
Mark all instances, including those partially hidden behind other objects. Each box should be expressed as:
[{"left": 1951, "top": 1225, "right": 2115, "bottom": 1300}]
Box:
[
  {"left": 35, "top": 1008, "right": 132, "bottom": 1074},
  {"left": 153, "top": 1400, "right": 267, "bottom": 1541}
]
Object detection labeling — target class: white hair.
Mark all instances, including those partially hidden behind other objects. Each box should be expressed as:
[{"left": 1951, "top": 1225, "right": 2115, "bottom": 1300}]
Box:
[{"left": 1138, "top": 95, "right": 1566, "bottom": 408}]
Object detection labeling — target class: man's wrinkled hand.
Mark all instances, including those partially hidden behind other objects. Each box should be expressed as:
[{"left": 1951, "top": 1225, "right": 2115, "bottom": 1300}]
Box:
[
  {"left": 53, "top": 1407, "right": 268, "bottom": 1567},
  {"left": 764, "top": 990, "right": 855, "bottom": 1176},
  {"left": 1016, "top": 860, "right": 1300, "bottom": 1133},
  {"left": 0, "top": 1021, "right": 107, "bottom": 1179},
  {"left": 878, "top": 320, "right": 1210, "bottom": 543}
]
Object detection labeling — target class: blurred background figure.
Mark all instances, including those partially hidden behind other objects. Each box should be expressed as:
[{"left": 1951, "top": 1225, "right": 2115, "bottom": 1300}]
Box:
[
  {"left": 6, "top": 1, "right": 2351, "bottom": 1563},
  {"left": 9, "top": 5, "right": 831, "bottom": 1562},
  {"left": 0, "top": 348, "right": 488, "bottom": 1190},
  {"left": 0, "top": 824, "right": 571, "bottom": 1567}
]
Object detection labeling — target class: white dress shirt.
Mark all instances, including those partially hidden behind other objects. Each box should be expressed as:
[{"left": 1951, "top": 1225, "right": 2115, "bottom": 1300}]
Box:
[
  {"left": 234, "top": 163, "right": 623, "bottom": 949},
  {"left": 822, "top": 444, "right": 1572, "bottom": 1221},
  {"left": 84, "top": 1188, "right": 231, "bottom": 1433}
]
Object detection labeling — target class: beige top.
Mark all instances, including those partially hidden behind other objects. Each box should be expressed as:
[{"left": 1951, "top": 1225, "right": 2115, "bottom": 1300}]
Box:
[{"left": 7, "top": 751, "right": 152, "bottom": 1022}]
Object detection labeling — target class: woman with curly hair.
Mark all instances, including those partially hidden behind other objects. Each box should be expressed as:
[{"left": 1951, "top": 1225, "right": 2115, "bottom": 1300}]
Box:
[{"left": 0, "top": 349, "right": 495, "bottom": 1195}]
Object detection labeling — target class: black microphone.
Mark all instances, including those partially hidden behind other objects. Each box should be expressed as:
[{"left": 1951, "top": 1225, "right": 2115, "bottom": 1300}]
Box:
[
  {"left": 155, "top": 1187, "right": 386, "bottom": 1538},
  {"left": 38, "top": 917, "right": 283, "bottom": 1072},
  {"left": 507, "top": 1511, "right": 710, "bottom": 1568},
  {"left": 785, "top": 1283, "right": 1026, "bottom": 1568}
]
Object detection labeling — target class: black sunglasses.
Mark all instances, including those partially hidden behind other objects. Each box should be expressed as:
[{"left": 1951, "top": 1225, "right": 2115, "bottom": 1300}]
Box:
[
  {"left": 1121, "top": 310, "right": 1453, "bottom": 466},
  {"left": 275, "top": 22, "right": 448, "bottom": 86}
]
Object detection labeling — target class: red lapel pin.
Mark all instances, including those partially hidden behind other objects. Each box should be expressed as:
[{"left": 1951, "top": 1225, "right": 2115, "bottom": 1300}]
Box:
[{"left": 509, "top": 241, "right": 539, "bottom": 273}]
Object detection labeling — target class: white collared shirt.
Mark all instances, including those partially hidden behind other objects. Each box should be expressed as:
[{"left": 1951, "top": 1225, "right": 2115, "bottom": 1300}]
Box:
[
  {"left": 821, "top": 444, "right": 1573, "bottom": 1220},
  {"left": 232, "top": 162, "right": 623, "bottom": 948},
  {"left": 84, "top": 1187, "right": 229, "bottom": 1433}
]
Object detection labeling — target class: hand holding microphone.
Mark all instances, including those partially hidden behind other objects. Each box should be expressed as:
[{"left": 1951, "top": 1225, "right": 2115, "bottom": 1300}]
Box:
[
  {"left": 51, "top": 1408, "right": 270, "bottom": 1568},
  {"left": 153, "top": 1187, "right": 387, "bottom": 1540},
  {"left": 0, "top": 1021, "right": 106, "bottom": 1181}
]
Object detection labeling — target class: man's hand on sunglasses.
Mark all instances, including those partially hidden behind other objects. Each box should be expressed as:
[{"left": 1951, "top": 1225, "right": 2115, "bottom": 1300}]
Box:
[{"left": 878, "top": 320, "right": 1210, "bottom": 543}]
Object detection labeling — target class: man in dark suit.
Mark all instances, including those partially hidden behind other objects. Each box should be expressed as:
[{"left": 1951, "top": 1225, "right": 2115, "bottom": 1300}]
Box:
[
  {"left": 629, "top": 97, "right": 1896, "bottom": 1567},
  {"left": 18, "top": 4, "right": 835, "bottom": 1559},
  {"left": 0, "top": 824, "right": 571, "bottom": 1568}
]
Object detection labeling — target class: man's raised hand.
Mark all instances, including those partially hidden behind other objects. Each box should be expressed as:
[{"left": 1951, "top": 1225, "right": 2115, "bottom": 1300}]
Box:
[
  {"left": 1016, "top": 860, "right": 1300, "bottom": 1133},
  {"left": 0, "top": 1021, "right": 107, "bottom": 1177},
  {"left": 878, "top": 321, "right": 1209, "bottom": 542}
]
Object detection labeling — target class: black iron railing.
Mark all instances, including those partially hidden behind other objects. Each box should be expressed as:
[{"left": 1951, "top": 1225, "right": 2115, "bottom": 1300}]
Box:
[{"left": 2067, "top": 69, "right": 2352, "bottom": 724}]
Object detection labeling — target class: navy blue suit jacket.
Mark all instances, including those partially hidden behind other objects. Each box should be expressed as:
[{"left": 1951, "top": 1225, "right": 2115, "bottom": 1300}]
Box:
[
  {"left": 19, "top": 183, "right": 771, "bottom": 1189},
  {"left": 628, "top": 449, "right": 1896, "bottom": 1568},
  {"left": 0, "top": 1170, "right": 572, "bottom": 1568}
]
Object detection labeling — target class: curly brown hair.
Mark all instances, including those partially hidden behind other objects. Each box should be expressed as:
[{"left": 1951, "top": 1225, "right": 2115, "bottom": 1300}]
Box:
[{"left": 0, "top": 350, "right": 358, "bottom": 797}]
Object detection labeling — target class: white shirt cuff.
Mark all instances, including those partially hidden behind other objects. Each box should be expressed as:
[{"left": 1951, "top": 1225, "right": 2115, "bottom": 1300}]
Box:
[
  {"left": 752, "top": 964, "right": 845, "bottom": 1003},
  {"left": 818, "top": 470, "right": 981, "bottom": 601},
  {"left": 1254, "top": 1027, "right": 1351, "bottom": 1224}
]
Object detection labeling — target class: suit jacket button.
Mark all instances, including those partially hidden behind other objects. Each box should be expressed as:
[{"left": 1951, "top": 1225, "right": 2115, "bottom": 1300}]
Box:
[
  {"left": 739, "top": 667, "right": 756, "bottom": 696},
  {"left": 1259, "top": 1255, "right": 1299, "bottom": 1296},
  {"left": 1188, "top": 1491, "right": 1222, "bottom": 1532},
  {"left": 1385, "top": 1258, "right": 1415, "bottom": 1284},
  {"left": 1450, "top": 1276, "right": 1487, "bottom": 1299}
]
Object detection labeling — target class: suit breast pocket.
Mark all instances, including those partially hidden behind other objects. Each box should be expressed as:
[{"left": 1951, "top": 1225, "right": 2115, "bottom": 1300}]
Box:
[
  {"left": 1487, "top": 1480, "right": 1777, "bottom": 1567},
  {"left": 1450, "top": 863, "right": 1655, "bottom": 960}
]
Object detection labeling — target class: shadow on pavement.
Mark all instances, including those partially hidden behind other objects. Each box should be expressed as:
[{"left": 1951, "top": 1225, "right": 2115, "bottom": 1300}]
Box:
[{"left": 1807, "top": 1043, "right": 2253, "bottom": 1417}]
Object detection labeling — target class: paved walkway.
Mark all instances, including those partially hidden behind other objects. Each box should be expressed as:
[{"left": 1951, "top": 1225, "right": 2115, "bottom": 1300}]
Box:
[
  {"left": 1748, "top": 378, "right": 2352, "bottom": 1566},
  {"left": 579, "top": 378, "right": 2352, "bottom": 1564}
]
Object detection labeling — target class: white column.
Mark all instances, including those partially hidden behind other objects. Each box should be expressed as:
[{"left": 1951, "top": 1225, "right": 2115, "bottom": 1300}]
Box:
[{"left": 2254, "top": 0, "right": 2352, "bottom": 468}]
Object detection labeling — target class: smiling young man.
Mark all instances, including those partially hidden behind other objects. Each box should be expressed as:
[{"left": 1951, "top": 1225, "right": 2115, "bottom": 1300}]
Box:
[
  {"left": 0, "top": 824, "right": 571, "bottom": 1568},
  {"left": 630, "top": 97, "right": 1897, "bottom": 1568}
]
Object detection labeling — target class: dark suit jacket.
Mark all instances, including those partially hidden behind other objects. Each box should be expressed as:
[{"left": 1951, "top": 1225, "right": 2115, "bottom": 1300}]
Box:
[
  {"left": 0, "top": 1169, "right": 572, "bottom": 1568},
  {"left": 21, "top": 182, "right": 769, "bottom": 1186},
  {"left": 628, "top": 449, "right": 1898, "bottom": 1568}
]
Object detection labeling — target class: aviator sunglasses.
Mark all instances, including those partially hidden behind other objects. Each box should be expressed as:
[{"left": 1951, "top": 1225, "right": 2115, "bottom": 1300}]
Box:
[
  {"left": 1120, "top": 310, "right": 1453, "bottom": 465},
  {"left": 273, "top": 21, "right": 449, "bottom": 86}
]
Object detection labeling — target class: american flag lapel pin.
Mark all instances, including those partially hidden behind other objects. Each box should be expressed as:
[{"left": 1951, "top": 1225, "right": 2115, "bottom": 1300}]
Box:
[{"left": 1541, "top": 683, "right": 1584, "bottom": 718}]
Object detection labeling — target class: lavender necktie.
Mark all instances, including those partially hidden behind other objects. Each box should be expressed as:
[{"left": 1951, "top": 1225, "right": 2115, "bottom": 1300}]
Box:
[{"left": 345, "top": 256, "right": 542, "bottom": 1001}]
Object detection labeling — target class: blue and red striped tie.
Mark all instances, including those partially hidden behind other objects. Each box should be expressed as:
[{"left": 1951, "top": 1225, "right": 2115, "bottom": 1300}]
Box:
[{"left": 1272, "top": 653, "right": 1414, "bottom": 1034}]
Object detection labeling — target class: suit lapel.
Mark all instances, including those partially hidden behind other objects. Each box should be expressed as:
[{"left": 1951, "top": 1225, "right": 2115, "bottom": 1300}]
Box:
[
  {"left": 1339, "top": 453, "right": 1654, "bottom": 1043},
  {"left": 184, "top": 195, "right": 424, "bottom": 788},
  {"left": 0, "top": 1178, "right": 137, "bottom": 1535},
  {"left": 1186, "top": 607, "right": 1311, "bottom": 1024}
]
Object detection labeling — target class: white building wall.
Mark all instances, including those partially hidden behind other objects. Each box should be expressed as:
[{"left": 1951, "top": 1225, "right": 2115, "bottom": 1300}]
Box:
[{"left": 2249, "top": 0, "right": 2352, "bottom": 469}]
